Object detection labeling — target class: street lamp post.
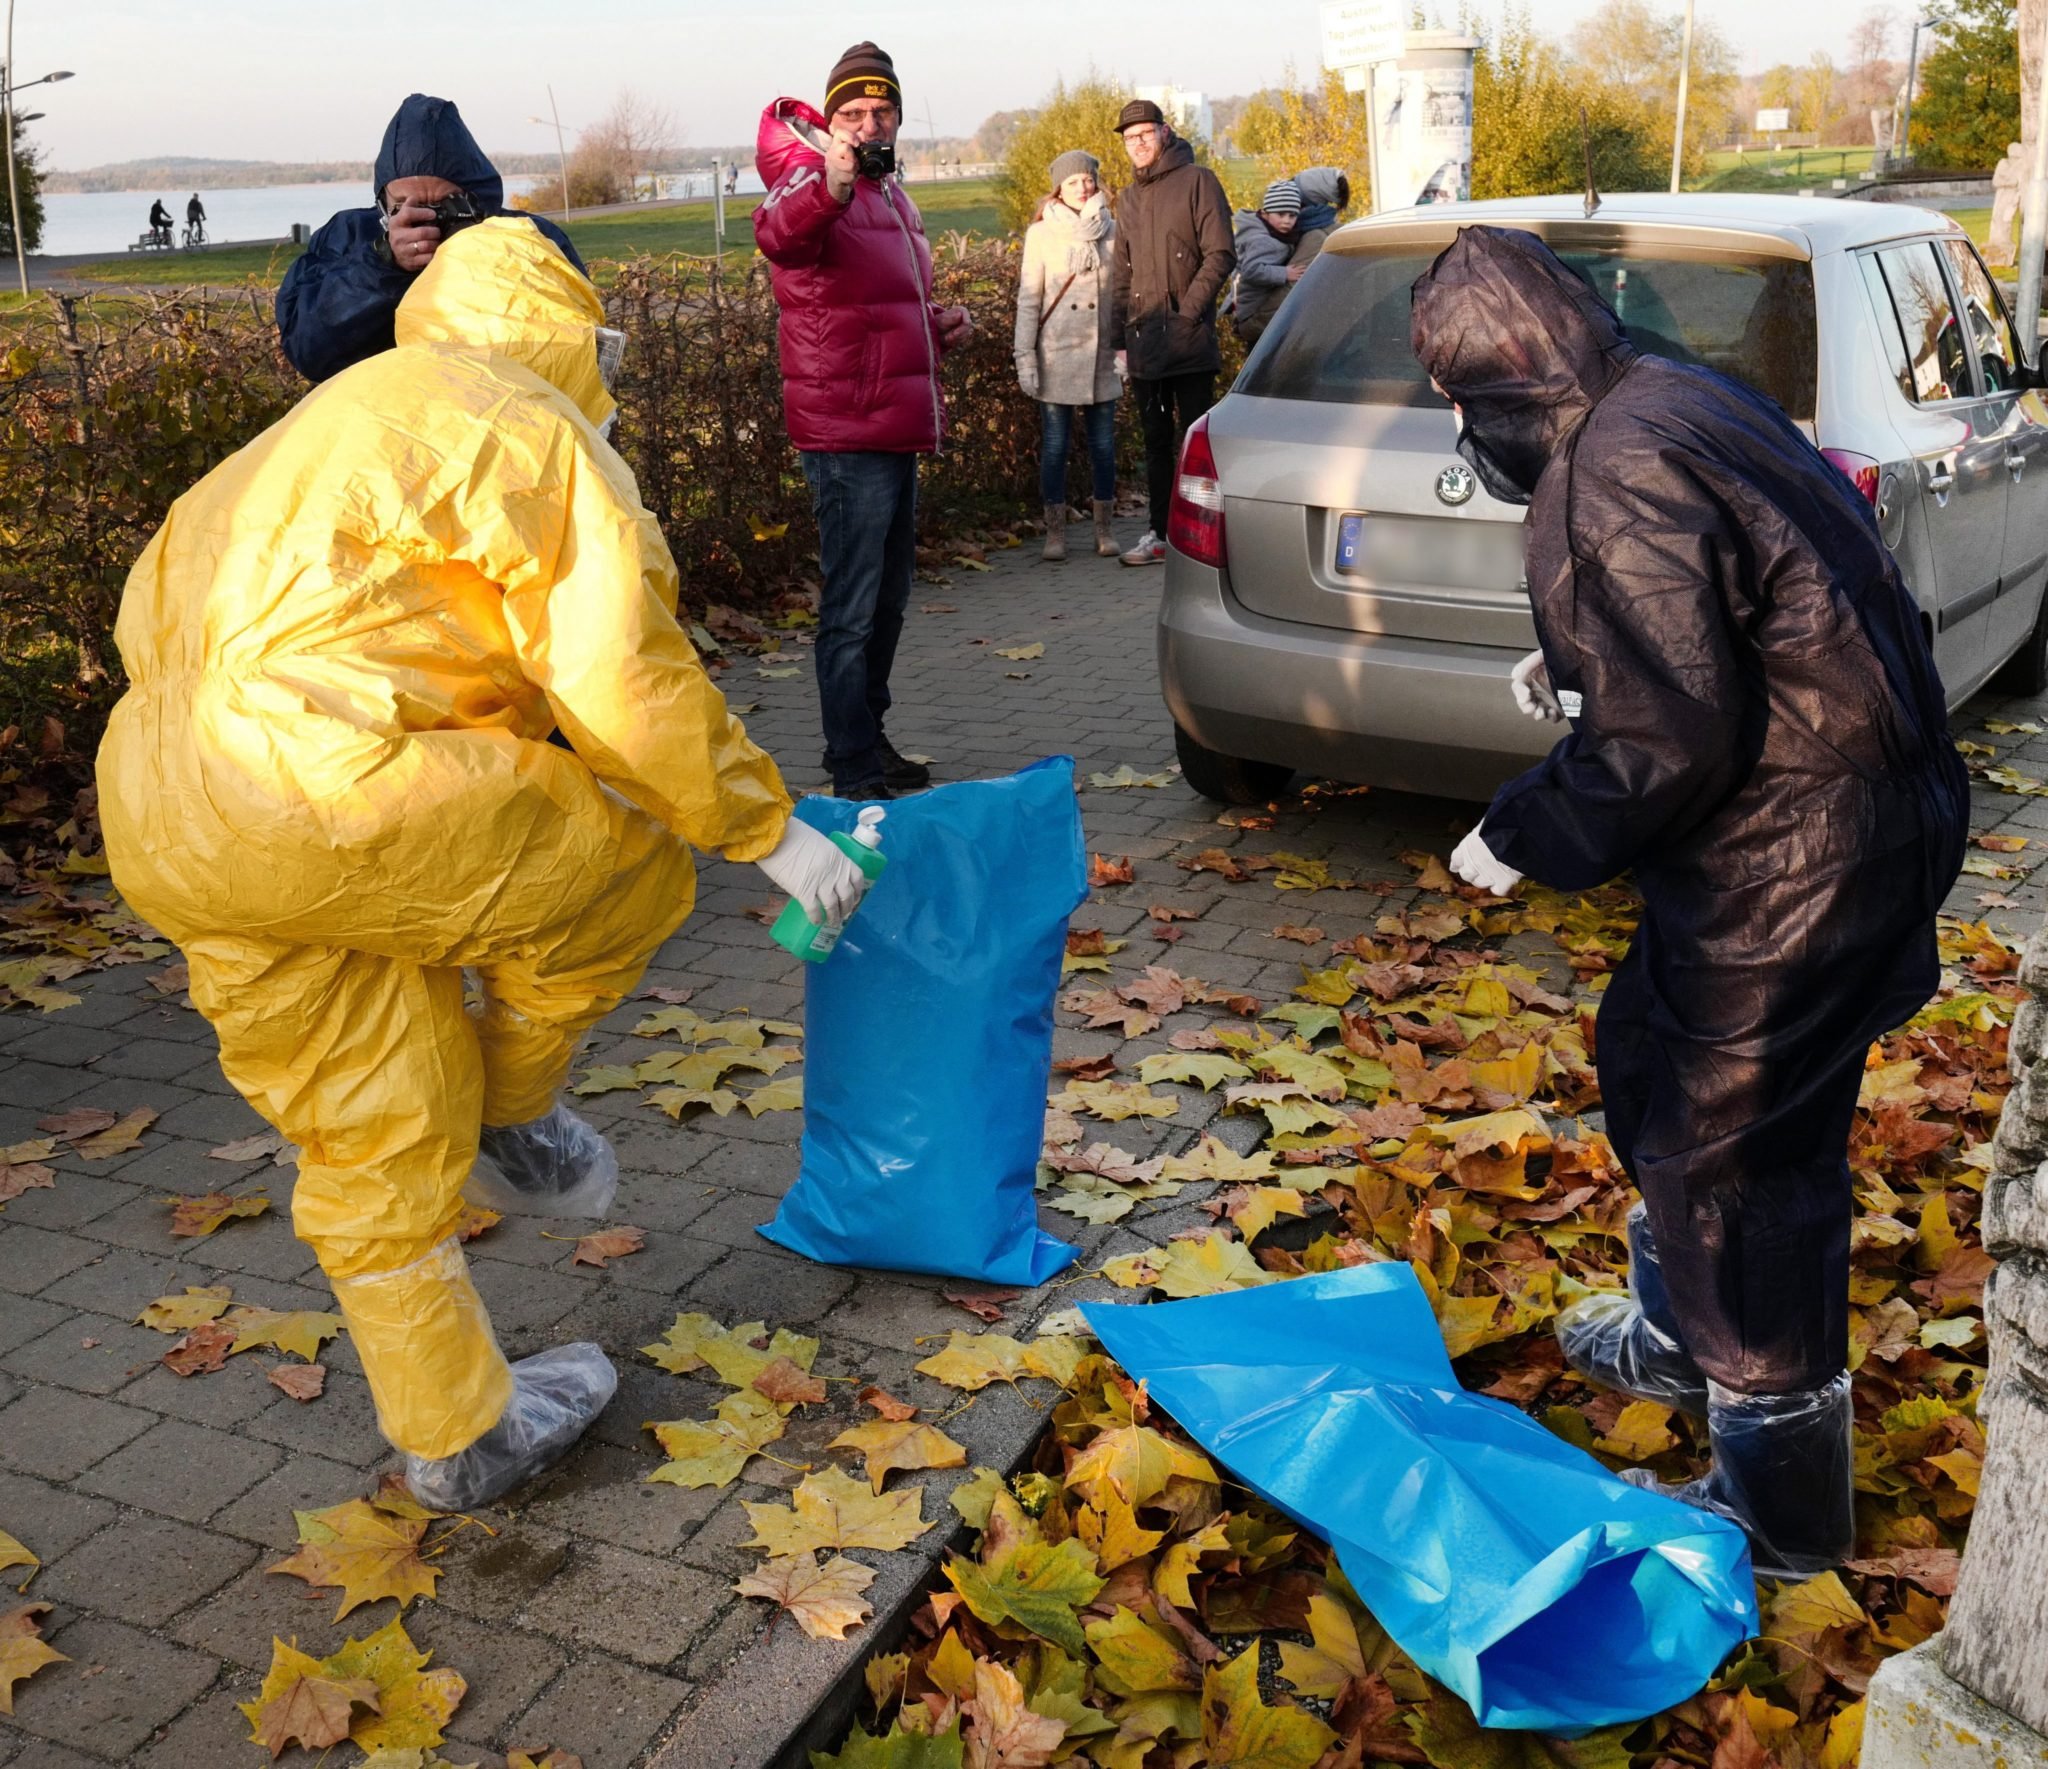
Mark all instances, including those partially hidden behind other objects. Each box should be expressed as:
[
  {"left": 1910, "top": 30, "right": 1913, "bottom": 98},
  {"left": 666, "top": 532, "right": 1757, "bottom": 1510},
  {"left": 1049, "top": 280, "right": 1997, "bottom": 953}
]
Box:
[
  {"left": 1669, "top": 0, "right": 1695, "bottom": 194},
  {"left": 526, "top": 86, "right": 571, "bottom": 215},
  {"left": 1901, "top": 13, "right": 1945, "bottom": 173},
  {"left": 2, "top": 0, "right": 74, "bottom": 300},
  {"left": 2017, "top": 5, "right": 2048, "bottom": 360}
]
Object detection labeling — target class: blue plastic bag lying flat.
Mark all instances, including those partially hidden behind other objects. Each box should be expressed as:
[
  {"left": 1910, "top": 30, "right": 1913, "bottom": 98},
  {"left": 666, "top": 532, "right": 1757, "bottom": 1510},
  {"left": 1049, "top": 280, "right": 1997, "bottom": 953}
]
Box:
[
  {"left": 760, "top": 759, "right": 1086, "bottom": 1285},
  {"left": 1082, "top": 1264, "right": 1759, "bottom": 1733}
]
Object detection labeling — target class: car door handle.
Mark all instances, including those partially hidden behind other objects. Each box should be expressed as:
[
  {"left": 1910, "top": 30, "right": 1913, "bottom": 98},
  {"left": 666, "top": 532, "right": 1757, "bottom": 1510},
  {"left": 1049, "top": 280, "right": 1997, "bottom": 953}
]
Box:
[
  {"left": 2009, "top": 451, "right": 2027, "bottom": 481},
  {"left": 1928, "top": 463, "right": 1955, "bottom": 496}
]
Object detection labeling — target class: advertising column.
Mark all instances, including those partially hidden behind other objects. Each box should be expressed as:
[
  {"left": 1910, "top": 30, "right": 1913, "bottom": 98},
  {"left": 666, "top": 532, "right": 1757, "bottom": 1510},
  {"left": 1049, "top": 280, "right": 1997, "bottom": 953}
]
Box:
[{"left": 1370, "top": 31, "right": 1479, "bottom": 207}]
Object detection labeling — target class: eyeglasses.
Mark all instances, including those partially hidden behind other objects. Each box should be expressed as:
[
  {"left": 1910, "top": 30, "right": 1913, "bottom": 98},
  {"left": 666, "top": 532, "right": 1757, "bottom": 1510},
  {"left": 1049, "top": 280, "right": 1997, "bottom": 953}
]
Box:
[{"left": 834, "top": 102, "right": 897, "bottom": 126}]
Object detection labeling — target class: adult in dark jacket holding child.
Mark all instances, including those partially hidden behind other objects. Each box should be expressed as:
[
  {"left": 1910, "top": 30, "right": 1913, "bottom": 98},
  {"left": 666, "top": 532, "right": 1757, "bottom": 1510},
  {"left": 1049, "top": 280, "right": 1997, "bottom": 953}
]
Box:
[{"left": 1109, "top": 98, "right": 1234, "bottom": 568}]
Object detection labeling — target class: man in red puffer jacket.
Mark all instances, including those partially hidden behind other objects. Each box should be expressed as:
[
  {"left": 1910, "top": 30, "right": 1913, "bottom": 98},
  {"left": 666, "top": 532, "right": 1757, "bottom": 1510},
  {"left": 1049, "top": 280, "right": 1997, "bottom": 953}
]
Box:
[{"left": 755, "top": 43, "right": 973, "bottom": 800}]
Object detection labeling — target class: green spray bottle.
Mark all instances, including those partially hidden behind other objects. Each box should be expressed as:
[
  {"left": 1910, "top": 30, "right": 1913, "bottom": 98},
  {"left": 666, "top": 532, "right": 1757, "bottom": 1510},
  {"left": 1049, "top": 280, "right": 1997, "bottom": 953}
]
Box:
[{"left": 770, "top": 806, "right": 888, "bottom": 963}]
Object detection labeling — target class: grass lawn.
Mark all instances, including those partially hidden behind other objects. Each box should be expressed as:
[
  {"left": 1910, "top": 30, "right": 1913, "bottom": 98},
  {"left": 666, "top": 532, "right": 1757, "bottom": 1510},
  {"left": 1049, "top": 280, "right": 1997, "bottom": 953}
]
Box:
[
  {"left": 48, "top": 175, "right": 1009, "bottom": 290},
  {"left": 1953, "top": 207, "right": 1992, "bottom": 249},
  {"left": 1692, "top": 144, "right": 1876, "bottom": 192},
  {"left": 71, "top": 241, "right": 305, "bottom": 285}
]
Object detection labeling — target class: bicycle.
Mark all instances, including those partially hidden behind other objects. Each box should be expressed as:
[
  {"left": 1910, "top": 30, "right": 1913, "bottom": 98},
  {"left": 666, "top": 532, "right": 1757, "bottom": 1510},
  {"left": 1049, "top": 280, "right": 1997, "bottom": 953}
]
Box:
[{"left": 181, "top": 220, "right": 208, "bottom": 249}]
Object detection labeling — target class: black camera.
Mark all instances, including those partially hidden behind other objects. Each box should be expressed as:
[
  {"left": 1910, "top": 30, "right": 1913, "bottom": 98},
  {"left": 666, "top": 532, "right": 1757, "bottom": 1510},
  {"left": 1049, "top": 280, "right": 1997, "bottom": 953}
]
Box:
[
  {"left": 421, "top": 191, "right": 487, "bottom": 236},
  {"left": 853, "top": 141, "right": 896, "bottom": 181}
]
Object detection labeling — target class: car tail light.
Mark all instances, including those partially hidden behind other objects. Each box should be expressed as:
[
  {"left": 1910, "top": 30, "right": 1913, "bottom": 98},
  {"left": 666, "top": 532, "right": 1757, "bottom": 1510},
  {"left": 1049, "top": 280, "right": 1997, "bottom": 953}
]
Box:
[
  {"left": 1822, "top": 447, "right": 1880, "bottom": 507},
  {"left": 1167, "top": 414, "right": 1227, "bottom": 569}
]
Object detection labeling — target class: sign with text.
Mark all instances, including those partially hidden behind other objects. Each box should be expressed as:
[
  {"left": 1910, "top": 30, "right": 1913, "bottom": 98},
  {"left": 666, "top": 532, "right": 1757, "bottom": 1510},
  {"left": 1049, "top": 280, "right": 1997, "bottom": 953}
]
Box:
[
  {"left": 1755, "top": 107, "right": 1792, "bottom": 133},
  {"left": 1321, "top": 0, "right": 1404, "bottom": 71}
]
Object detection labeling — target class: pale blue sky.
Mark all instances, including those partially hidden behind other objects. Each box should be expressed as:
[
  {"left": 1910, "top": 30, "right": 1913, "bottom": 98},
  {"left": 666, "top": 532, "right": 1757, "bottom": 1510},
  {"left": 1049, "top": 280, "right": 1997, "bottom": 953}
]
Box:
[{"left": 13, "top": 0, "right": 1889, "bottom": 171}]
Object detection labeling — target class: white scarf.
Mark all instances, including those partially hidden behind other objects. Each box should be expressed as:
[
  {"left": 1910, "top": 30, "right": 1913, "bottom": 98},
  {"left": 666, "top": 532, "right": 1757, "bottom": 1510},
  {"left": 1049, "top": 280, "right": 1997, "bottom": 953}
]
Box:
[{"left": 1041, "top": 191, "right": 1113, "bottom": 276}]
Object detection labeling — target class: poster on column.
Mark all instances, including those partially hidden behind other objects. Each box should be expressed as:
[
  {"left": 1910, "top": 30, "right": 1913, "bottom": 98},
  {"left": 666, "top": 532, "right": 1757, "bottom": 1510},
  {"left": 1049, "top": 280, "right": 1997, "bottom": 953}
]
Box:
[{"left": 1374, "top": 46, "right": 1475, "bottom": 207}]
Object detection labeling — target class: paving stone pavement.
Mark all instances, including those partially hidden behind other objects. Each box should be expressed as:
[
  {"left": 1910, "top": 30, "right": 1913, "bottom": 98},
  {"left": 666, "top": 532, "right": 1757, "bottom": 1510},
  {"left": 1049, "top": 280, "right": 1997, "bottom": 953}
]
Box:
[{"left": 6, "top": 530, "right": 2048, "bottom": 1769}]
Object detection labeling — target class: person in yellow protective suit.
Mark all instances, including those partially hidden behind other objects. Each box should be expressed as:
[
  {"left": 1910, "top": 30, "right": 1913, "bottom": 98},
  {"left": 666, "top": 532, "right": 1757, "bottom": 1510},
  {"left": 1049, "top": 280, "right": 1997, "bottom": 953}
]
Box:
[{"left": 97, "top": 218, "right": 872, "bottom": 1509}]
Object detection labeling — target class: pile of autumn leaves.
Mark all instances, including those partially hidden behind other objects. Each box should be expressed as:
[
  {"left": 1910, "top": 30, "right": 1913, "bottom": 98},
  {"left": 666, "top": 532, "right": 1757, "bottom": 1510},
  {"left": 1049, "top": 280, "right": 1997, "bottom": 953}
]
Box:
[{"left": 807, "top": 848, "right": 2015, "bottom": 1769}]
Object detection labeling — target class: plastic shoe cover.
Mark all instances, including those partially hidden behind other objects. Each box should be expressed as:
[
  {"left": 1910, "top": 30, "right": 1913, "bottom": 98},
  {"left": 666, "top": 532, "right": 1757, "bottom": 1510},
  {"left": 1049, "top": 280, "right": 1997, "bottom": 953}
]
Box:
[
  {"left": 468, "top": 1104, "right": 619, "bottom": 1218},
  {"left": 1556, "top": 1293, "right": 1710, "bottom": 1415},
  {"left": 1555, "top": 1201, "right": 1710, "bottom": 1415},
  {"left": 405, "top": 1342, "right": 618, "bottom": 1510},
  {"left": 1621, "top": 1374, "right": 1855, "bottom": 1581}
]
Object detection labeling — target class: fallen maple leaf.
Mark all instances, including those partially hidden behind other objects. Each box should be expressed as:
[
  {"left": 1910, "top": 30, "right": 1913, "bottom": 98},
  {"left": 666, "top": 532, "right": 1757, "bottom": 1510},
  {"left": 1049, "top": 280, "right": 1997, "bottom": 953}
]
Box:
[
  {"left": 1050, "top": 1054, "right": 1118, "bottom": 1081},
  {"left": 965, "top": 1656, "right": 1067, "bottom": 1769},
  {"left": 0, "top": 1530, "right": 35, "bottom": 1576},
  {"left": 242, "top": 1638, "right": 383, "bottom": 1757},
  {"left": 830, "top": 1419, "right": 969, "bottom": 1493},
  {"left": 269, "top": 1363, "right": 327, "bottom": 1402},
  {"left": 35, "top": 1107, "right": 115, "bottom": 1139},
  {"left": 754, "top": 1356, "right": 829, "bottom": 1406},
  {"left": 0, "top": 1604, "right": 67, "bottom": 1715},
  {"left": 507, "top": 1751, "right": 585, "bottom": 1769},
  {"left": 163, "top": 1318, "right": 237, "bottom": 1376},
  {"left": 268, "top": 1491, "right": 442, "bottom": 1619},
  {"left": 648, "top": 1395, "right": 789, "bottom": 1489},
  {"left": 942, "top": 1286, "right": 1023, "bottom": 1324},
  {"left": 226, "top": 1306, "right": 345, "bottom": 1364},
  {"left": 944, "top": 1537, "right": 1104, "bottom": 1655},
  {"left": 994, "top": 642, "right": 1045, "bottom": 660},
  {"left": 452, "top": 1203, "right": 501, "bottom": 1242},
  {"left": 743, "top": 1465, "right": 929, "bottom": 1557},
  {"left": 1202, "top": 1642, "right": 1335, "bottom": 1769},
  {"left": 0, "top": 1148, "right": 56, "bottom": 1204},
  {"left": 1088, "top": 855, "right": 1135, "bottom": 887},
  {"left": 1271, "top": 925, "right": 1324, "bottom": 944},
  {"left": 168, "top": 1190, "right": 271, "bottom": 1237},
  {"left": 147, "top": 963, "right": 191, "bottom": 995},
  {"left": 918, "top": 1331, "right": 1028, "bottom": 1390},
  {"left": 314, "top": 1616, "right": 466, "bottom": 1754},
  {"left": 735, "top": 1554, "right": 876, "bottom": 1641},
  {"left": 68, "top": 1106, "right": 158, "bottom": 1159},
  {"left": 209, "top": 1131, "right": 289, "bottom": 1163},
  {"left": 859, "top": 1384, "right": 919, "bottom": 1421},
  {"left": 570, "top": 1225, "right": 646, "bottom": 1268},
  {"left": 136, "top": 1285, "right": 234, "bottom": 1332},
  {"left": 640, "top": 985, "right": 696, "bottom": 1004}
]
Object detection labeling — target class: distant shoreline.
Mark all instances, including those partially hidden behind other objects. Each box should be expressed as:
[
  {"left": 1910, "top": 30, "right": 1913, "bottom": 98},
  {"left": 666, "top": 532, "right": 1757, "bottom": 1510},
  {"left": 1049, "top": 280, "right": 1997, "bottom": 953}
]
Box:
[{"left": 42, "top": 150, "right": 753, "bottom": 196}]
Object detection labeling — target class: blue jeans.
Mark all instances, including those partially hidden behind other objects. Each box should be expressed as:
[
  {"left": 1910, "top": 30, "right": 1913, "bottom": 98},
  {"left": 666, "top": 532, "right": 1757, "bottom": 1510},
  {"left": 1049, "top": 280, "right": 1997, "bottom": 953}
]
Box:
[
  {"left": 800, "top": 449, "right": 918, "bottom": 786},
  {"left": 1040, "top": 399, "right": 1119, "bottom": 505}
]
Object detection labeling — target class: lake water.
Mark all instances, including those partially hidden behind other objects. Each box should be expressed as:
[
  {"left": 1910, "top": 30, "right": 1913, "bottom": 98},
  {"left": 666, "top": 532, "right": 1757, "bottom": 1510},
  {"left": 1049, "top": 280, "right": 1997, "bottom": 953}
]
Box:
[{"left": 35, "top": 168, "right": 765, "bottom": 257}]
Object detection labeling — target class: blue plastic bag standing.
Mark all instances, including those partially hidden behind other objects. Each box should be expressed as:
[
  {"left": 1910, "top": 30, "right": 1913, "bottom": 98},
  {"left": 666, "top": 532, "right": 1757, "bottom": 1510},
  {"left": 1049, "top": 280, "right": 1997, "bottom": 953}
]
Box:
[
  {"left": 1083, "top": 1264, "right": 1759, "bottom": 1733},
  {"left": 760, "top": 758, "right": 1085, "bottom": 1284}
]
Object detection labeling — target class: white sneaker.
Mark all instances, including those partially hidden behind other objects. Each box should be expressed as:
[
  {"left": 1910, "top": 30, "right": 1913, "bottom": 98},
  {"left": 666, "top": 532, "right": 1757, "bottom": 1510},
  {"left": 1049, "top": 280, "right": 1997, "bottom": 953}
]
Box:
[{"left": 1120, "top": 529, "right": 1166, "bottom": 567}]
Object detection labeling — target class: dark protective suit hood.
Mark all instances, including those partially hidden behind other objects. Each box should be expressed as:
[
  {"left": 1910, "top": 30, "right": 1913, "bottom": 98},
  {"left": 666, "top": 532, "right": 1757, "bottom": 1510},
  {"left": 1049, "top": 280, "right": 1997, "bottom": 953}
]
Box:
[
  {"left": 374, "top": 94, "right": 504, "bottom": 210},
  {"left": 1410, "top": 225, "right": 1636, "bottom": 504}
]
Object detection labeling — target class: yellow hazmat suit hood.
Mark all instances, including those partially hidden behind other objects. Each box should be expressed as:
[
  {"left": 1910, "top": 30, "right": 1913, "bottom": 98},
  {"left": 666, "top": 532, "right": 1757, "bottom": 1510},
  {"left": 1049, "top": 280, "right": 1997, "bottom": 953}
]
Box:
[
  {"left": 396, "top": 216, "right": 615, "bottom": 429},
  {"left": 98, "top": 218, "right": 790, "bottom": 1462}
]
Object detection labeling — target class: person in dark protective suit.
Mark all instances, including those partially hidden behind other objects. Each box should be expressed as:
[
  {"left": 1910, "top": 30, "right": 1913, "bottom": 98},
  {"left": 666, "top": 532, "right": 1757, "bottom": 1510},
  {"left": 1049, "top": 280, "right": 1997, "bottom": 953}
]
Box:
[
  {"left": 276, "top": 94, "right": 587, "bottom": 384},
  {"left": 1412, "top": 225, "right": 1967, "bottom": 1579}
]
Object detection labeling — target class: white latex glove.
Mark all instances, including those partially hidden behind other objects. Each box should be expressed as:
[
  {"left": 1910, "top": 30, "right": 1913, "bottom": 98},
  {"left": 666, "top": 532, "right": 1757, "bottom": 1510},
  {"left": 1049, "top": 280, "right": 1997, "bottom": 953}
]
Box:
[
  {"left": 756, "top": 820, "right": 869, "bottom": 927},
  {"left": 1510, "top": 649, "right": 1564, "bottom": 723},
  {"left": 1450, "top": 826, "right": 1522, "bottom": 897},
  {"left": 1016, "top": 357, "right": 1040, "bottom": 399},
  {"left": 1113, "top": 349, "right": 1128, "bottom": 381}
]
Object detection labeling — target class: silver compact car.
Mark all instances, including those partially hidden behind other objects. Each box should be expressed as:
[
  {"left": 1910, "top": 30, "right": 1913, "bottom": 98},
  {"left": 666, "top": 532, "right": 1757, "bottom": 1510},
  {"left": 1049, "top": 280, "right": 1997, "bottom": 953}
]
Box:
[{"left": 1158, "top": 195, "right": 2048, "bottom": 803}]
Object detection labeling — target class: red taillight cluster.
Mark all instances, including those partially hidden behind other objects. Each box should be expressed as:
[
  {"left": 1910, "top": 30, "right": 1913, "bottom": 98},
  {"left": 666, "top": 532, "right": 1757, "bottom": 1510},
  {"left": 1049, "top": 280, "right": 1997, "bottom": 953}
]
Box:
[
  {"left": 1167, "top": 414, "right": 1227, "bottom": 569},
  {"left": 1821, "top": 446, "right": 1880, "bottom": 508}
]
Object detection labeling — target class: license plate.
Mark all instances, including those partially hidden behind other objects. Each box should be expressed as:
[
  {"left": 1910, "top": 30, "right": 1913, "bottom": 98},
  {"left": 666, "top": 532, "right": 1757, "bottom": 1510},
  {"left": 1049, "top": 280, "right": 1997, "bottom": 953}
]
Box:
[{"left": 1335, "top": 512, "right": 1369, "bottom": 574}]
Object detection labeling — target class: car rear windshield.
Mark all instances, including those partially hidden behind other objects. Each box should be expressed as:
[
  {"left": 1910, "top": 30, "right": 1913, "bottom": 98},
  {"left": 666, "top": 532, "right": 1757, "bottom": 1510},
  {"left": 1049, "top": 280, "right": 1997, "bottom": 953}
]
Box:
[{"left": 1237, "top": 240, "right": 1818, "bottom": 420}]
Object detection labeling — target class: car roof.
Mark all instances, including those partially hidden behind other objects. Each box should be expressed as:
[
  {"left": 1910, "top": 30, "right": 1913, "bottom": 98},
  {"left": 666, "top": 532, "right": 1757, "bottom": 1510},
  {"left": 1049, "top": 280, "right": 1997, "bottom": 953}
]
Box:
[{"left": 1325, "top": 193, "right": 1962, "bottom": 260}]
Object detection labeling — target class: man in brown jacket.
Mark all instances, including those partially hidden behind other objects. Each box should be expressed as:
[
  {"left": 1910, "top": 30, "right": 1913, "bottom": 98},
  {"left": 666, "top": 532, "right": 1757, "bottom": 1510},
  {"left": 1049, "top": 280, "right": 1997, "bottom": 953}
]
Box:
[{"left": 1109, "top": 98, "right": 1234, "bottom": 566}]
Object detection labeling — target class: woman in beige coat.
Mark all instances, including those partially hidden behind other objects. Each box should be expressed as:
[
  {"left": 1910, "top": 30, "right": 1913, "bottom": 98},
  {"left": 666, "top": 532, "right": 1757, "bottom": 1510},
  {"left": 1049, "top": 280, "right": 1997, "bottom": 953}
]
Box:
[{"left": 1015, "top": 150, "right": 1123, "bottom": 560}]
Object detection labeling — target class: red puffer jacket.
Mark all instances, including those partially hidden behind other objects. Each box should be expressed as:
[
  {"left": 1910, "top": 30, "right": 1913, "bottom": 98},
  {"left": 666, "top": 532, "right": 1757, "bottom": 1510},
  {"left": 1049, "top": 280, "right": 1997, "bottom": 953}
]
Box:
[{"left": 754, "top": 98, "right": 949, "bottom": 454}]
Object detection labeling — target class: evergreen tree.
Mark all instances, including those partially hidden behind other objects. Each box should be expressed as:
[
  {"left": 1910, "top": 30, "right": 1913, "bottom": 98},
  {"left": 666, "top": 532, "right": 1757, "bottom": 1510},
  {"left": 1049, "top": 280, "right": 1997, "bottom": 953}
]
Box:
[{"left": 0, "top": 109, "right": 45, "bottom": 255}]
